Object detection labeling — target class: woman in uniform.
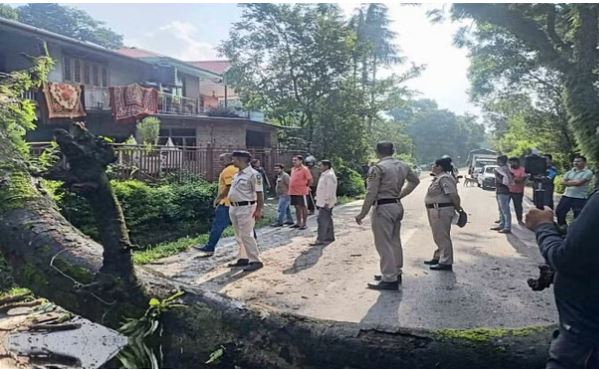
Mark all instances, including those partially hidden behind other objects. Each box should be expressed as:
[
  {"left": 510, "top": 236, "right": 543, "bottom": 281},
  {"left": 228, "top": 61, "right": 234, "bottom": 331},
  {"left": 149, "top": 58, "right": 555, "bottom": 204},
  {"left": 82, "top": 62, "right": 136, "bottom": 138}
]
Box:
[{"left": 424, "top": 157, "right": 462, "bottom": 271}]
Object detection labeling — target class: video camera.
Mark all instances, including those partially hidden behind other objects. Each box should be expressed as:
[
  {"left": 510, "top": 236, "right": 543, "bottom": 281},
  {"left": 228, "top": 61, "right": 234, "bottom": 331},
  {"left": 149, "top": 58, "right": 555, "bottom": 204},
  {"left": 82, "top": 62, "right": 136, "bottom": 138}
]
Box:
[{"left": 524, "top": 154, "right": 547, "bottom": 177}]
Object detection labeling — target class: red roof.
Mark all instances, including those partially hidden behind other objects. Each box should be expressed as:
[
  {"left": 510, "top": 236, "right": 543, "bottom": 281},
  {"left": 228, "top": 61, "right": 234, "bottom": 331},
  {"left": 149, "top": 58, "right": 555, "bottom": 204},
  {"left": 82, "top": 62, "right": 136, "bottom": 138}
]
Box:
[
  {"left": 187, "top": 60, "right": 231, "bottom": 75},
  {"left": 117, "top": 47, "right": 162, "bottom": 59}
]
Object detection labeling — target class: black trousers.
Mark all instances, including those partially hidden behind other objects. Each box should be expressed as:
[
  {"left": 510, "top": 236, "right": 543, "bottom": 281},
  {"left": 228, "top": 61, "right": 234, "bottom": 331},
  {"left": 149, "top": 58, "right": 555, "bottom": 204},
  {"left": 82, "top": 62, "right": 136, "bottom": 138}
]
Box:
[
  {"left": 510, "top": 192, "right": 524, "bottom": 222},
  {"left": 547, "top": 329, "right": 599, "bottom": 369},
  {"left": 556, "top": 196, "right": 587, "bottom": 226}
]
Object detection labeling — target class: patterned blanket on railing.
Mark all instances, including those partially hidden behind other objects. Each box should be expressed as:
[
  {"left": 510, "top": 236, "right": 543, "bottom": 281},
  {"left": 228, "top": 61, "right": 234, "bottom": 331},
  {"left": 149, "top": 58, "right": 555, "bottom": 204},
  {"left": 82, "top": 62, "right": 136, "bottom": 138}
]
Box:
[
  {"left": 43, "top": 82, "right": 86, "bottom": 119},
  {"left": 110, "top": 84, "right": 158, "bottom": 122}
]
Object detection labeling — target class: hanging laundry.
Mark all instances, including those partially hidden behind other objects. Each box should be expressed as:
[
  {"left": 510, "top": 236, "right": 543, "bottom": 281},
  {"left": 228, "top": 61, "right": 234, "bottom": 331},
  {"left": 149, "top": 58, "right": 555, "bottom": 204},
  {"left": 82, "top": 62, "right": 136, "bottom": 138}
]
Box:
[
  {"left": 110, "top": 84, "right": 158, "bottom": 122},
  {"left": 43, "top": 82, "right": 86, "bottom": 119}
]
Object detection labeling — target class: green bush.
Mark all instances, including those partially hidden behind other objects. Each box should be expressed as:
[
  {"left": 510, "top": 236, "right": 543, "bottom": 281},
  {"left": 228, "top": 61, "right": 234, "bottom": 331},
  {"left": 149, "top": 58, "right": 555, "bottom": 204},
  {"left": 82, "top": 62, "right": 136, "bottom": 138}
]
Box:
[
  {"left": 554, "top": 174, "right": 565, "bottom": 194},
  {"left": 334, "top": 163, "right": 366, "bottom": 197},
  {"left": 52, "top": 179, "right": 217, "bottom": 248}
]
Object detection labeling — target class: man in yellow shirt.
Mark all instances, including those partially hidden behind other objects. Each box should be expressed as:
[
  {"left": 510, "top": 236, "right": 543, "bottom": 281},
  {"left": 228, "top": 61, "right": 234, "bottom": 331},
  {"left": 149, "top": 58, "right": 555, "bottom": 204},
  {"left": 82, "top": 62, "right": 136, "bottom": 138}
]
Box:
[{"left": 194, "top": 153, "right": 238, "bottom": 256}]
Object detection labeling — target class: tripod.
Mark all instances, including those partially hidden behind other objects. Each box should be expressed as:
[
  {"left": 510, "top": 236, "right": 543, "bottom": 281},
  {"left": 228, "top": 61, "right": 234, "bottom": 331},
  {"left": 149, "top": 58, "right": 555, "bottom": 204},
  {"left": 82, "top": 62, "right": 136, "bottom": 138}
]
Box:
[{"left": 531, "top": 177, "right": 546, "bottom": 210}]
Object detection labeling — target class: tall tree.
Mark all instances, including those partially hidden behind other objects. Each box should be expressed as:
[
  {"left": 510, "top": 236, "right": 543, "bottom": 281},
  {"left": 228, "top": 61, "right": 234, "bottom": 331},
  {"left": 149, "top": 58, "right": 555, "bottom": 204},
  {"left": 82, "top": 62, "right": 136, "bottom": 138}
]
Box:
[
  {"left": 451, "top": 4, "right": 599, "bottom": 163},
  {"left": 455, "top": 15, "right": 577, "bottom": 164},
  {"left": 17, "top": 4, "right": 123, "bottom": 49}
]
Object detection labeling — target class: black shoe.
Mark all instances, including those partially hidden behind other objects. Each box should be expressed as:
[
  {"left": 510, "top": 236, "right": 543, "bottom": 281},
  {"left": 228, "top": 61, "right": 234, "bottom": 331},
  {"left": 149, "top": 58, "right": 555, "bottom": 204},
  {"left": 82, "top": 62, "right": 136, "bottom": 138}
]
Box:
[
  {"left": 227, "top": 259, "right": 249, "bottom": 268},
  {"left": 309, "top": 241, "right": 326, "bottom": 246},
  {"left": 193, "top": 245, "right": 214, "bottom": 256},
  {"left": 299, "top": 225, "right": 307, "bottom": 230},
  {"left": 494, "top": 220, "right": 501, "bottom": 224},
  {"left": 373, "top": 275, "right": 402, "bottom": 284},
  {"left": 430, "top": 263, "right": 453, "bottom": 271},
  {"left": 243, "top": 261, "right": 264, "bottom": 272},
  {"left": 289, "top": 224, "right": 300, "bottom": 228},
  {"left": 423, "top": 259, "right": 439, "bottom": 265},
  {"left": 270, "top": 223, "right": 283, "bottom": 227},
  {"left": 284, "top": 221, "right": 295, "bottom": 225},
  {"left": 367, "top": 280, "right": 399, "bottom": 290}
]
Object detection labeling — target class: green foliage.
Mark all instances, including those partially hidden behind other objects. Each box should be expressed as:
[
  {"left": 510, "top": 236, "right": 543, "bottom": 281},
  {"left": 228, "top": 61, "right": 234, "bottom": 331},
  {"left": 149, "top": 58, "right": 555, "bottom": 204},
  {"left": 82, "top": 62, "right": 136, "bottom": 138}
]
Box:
[
  {"left": 16, "top": 4, "right": 123, "bottom": 49},
  {"left": 52, "top": 179, "right": 217, "bottom": 247},
  {"left": 554, "top": 174, "right": 566, "bottom": 195},
  {"left": 334, "top": 163, "right": 365, "bottom": 197},
  {"left": 0, "top": 47, "right": 53, "bottom": 154},
  {"left": 392, "top": 99, "right": 486, "bottom": 166},
  {"left": 0, "top": 4, "right": 18, "bottom": 20},
  {"left": 118, "top": 291, "right": 185, "bottom": 369},
  {"left": 451, "top": 4, "right": 599, "bottom": 163},
  {"left": 136, "top": 117, "right": 161, "bottom": 146},
  {"left": 221, "top": 4, "right": 418, "bottom": 166}
]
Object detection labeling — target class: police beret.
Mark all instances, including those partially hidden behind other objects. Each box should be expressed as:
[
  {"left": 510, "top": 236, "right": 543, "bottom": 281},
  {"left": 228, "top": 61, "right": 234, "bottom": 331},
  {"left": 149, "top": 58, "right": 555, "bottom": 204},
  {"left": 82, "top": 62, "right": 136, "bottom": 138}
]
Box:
[{"left": 232, "top": 150, "right": 251, "bottom": 158}]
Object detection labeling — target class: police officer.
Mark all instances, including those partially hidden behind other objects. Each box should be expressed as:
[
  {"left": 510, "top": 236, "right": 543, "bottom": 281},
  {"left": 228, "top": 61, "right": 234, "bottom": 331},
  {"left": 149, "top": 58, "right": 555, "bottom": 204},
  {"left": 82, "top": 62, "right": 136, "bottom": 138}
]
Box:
[
  {"left": 227, "top": 151, "right": 265, "bottom": 272},
  {"left": 355, "top": 142, "right": 420, "bottom": 290},
  {"left": 425, "top": 157, "right": 462, "bottom": 271}
]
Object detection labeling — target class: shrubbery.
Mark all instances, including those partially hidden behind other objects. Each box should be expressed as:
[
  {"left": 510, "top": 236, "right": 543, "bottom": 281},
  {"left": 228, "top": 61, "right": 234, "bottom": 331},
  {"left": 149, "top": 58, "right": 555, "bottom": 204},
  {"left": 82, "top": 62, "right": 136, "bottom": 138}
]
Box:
[
  {"left": 334, "top": 163, "right": 366, "bottom": 197},
  {"left": 49, "top": 178, "right": 217, "bottom": 248}
]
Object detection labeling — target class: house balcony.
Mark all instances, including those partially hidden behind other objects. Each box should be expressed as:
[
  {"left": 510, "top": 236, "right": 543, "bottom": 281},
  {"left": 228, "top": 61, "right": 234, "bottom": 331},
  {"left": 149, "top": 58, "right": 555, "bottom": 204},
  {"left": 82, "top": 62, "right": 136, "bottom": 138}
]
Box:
[{"left": 158, "top": 92, "right": 203, "bottom": 116}]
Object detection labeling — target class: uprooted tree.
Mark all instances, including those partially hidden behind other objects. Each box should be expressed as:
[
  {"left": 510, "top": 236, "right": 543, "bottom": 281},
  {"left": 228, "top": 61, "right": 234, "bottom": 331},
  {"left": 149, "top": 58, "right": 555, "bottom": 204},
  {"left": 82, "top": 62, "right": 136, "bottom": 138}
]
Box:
[{"left": 0, "top": 46, "right": 555, "bottom": 369}]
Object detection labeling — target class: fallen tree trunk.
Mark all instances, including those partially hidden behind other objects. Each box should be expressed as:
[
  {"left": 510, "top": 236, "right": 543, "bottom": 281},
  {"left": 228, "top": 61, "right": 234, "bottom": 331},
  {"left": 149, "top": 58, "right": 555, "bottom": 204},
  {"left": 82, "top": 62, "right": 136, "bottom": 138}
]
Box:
[{"left": 0, "top": 118, "right": 552, "bottom": 369}]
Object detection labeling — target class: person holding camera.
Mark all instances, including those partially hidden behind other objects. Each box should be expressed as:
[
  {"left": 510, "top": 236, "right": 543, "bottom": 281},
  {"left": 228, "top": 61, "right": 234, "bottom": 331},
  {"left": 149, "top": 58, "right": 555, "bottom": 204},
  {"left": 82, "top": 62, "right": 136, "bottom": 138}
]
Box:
[
  {"left": 525, "top": 190, "right": 599, "bottom": 369},
  {"left": 555, "top": 155, "right": 594, "bottom": 228}
]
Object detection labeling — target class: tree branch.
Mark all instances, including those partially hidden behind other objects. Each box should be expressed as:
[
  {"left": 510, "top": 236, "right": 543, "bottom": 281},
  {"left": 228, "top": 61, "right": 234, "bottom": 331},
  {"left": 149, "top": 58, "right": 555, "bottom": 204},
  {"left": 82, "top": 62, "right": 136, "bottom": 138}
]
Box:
[{"left": 454, "top": 4, "right": 573, "bottom": 72}]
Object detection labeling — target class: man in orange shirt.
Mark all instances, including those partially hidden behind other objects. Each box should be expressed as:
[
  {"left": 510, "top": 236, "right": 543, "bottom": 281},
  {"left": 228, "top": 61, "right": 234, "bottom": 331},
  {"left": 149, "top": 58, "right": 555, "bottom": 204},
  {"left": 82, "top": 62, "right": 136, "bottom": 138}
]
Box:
[
  {"left": 194, "top": 153, "right": 238, "bottom": 256},
  {"left": 288, "top": 155, "right": 313, "bottom": 230}
]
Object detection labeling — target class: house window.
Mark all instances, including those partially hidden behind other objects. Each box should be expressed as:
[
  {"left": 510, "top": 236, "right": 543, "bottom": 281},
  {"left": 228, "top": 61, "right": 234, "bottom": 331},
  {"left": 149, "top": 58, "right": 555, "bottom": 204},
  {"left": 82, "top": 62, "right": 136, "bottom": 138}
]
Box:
[
  {"left": 63, "top": 56, "right": 72, "bottom": 81},
  {"left": 101, "top": 67, "right": 108, "bottom": 87},
  {"left": 84, "top": 64, "right": 91, "bottom": 84},
  {"left": 92, "top": 65, "right": 99, "bottom": 86},
  {"left": 74, "top": 59, "right": 81, "bottom": 82},
  {"left": 63, "top": 55, "right": 108, "bottom": 88}
]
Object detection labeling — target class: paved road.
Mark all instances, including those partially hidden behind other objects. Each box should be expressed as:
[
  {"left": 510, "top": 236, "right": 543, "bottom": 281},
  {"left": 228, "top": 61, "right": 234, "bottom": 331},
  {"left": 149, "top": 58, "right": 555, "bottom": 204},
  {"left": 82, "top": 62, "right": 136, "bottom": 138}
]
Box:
[{"left": 149, "top": 175, "right": 557, "bottom": 331}]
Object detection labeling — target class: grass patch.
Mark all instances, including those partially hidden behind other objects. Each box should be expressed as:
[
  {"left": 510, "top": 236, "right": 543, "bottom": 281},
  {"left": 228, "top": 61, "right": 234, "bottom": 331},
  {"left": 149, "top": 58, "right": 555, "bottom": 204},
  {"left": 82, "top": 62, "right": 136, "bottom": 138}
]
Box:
[
  {"left": 134, "top": 200, "right": 277, "bottom": 265},
  {"left": 435, "top": 326, "right": 548, "bottom": 343},
  {"left": 133, "top": 197, "right": 360, "bottom": 265},
  {"left": 0, "top": 287, "right": 31, "bottom": 299}
]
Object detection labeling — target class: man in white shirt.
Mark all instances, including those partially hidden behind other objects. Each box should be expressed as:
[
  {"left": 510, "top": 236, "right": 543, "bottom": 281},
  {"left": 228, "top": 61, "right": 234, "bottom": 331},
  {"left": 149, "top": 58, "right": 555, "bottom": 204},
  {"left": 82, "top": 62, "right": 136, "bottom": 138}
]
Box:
[{"left": 310, "top": 160, "right": 338, "bottom": 246}]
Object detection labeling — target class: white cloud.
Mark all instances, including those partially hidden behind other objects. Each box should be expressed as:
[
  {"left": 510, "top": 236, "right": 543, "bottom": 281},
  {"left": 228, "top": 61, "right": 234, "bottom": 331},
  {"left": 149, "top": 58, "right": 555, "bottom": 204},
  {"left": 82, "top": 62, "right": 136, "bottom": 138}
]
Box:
[{"left": 126, "top": 20, "right": 220, "bottom": 61}]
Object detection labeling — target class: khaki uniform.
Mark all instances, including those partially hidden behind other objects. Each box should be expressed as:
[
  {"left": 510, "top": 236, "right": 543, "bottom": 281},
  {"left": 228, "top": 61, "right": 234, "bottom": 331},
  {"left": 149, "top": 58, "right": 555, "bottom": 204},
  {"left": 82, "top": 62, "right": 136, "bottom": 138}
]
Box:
[
  {"left": 228, "top": 166, "right": 264, "bottom": 262},
  {"left": 425, "top": 173, "right": 458, "bottom": 265},
  {"left": 359, "top": 156, "right": 420, "bottom": 282}
]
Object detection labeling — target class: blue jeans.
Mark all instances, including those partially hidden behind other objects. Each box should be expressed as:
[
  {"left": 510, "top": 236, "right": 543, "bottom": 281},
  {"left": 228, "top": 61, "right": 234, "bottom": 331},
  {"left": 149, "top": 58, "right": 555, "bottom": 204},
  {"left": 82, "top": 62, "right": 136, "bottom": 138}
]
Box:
[
  {"left": 276, "top": 195, "right": 293, "bottom": 225},
  {"left": 497, "top": 193, "right": 512, "bottom": 231},
  {"left": 205, "top": 205, "right": 231, "bottom": 251}
]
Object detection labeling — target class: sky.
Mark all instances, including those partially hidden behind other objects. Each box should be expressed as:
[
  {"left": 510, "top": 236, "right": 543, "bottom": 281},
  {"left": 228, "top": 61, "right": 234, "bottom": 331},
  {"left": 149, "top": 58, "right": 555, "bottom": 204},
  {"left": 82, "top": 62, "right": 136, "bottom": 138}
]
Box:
[{"left": 71, "top": 3, "right": 479, "bottom": 116}]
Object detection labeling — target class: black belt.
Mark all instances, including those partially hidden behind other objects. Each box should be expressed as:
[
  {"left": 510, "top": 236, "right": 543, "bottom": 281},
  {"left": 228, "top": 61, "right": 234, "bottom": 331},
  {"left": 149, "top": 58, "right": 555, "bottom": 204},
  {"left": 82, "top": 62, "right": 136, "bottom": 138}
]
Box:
[
  {"left": 230, "top": 200, "right": 256, "bottom": 207},
  {"left": 426, "top": 203, "right": 454, "bottom": 209},
  {"left": 375, "top": 198, "right": 400, "bottom": 205}
]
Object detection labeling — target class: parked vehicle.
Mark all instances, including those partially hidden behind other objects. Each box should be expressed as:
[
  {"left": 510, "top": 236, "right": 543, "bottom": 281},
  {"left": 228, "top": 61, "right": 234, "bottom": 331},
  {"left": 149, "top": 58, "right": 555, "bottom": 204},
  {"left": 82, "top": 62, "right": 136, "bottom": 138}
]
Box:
[
  {"left": 471, "top": 158, "right": 497, "bottom": 179},
  {"left": 466, "top": 149, "right": 498, "bottom": 179},
  {"left": 478, "top": 165, "right": 498, "bottom": 190}
]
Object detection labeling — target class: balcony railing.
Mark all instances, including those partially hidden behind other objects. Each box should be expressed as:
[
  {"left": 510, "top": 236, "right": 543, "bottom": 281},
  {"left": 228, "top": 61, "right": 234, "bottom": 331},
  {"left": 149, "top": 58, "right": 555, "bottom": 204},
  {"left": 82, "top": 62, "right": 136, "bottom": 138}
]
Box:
[
  {"left": 158, "top": 92, "right": 202, "bottom": 116},
  {"left": 84, "top": 86, "right": 110, "bottom": 110}
]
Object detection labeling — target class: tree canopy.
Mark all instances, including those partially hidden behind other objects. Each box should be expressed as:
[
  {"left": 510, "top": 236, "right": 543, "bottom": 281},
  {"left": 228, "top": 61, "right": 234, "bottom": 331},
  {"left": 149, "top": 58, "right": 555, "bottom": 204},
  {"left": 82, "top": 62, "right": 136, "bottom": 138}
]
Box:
[
  {"left": 451, "top": 4, "right": 599, "bottom": 166},
  {"left": 221, "top": 4, "right": 420, "bottom": 165},
  {"left": 3, "top": 3, "right": 123, "bottom": 49}
]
